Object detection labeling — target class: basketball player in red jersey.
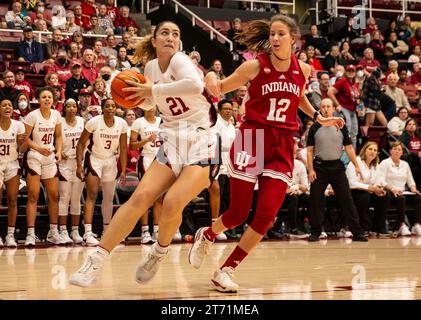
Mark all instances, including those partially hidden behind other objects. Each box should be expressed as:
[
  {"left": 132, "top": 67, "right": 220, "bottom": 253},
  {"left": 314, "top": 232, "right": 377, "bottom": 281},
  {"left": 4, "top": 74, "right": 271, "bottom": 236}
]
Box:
[{"left": 189, "top": 15, "right": 345, "bottom": 292}]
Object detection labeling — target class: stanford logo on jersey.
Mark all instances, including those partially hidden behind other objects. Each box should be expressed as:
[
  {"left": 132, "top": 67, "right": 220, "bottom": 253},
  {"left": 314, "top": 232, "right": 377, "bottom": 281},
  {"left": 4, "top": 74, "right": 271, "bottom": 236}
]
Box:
[{"left": 261, "top": 81, "right": 300, "bottom": 97}]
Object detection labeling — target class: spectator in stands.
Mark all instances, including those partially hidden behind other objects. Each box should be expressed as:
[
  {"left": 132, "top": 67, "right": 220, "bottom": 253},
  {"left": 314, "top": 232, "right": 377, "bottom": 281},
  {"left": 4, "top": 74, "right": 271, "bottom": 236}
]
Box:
[
  {"left": 0, "top": 71, "right": 22, "bottom": 106},
  {"left": 408, "top": 28, "right": 421, "bottom": 52},
  {"left": 51, "top": 4, "right": 66, "bottom": 30},
  {"left": 369, "top": 30, "right": 385, "bottom": 61},
  {"left": 362, "top": 17, "right": 380, "bottom": 41},
  {"left": 34, "top": 18, "right": 52, "bottom": 44},
  {"left": 98, "top": 4, "right": 114, "bottom": 33},
  {"left": 336, "top": 16, "right": 359, "bottom": 43},
  {"left": 399, "top": 118, "right": 421, "bottom": 183},
  {"left": 386, "top": 32, "right": 409, "bottom": 60},
  {"left": 188, "top": 50, "right": 207, "bottom": 75},
  {"left": 14, "top": 67, "right": 34, "bottom": 100},
  {"left": 28, "top": 1, "right": 51, "bottom": 27},
  {"left": 65, "top": 61, "right": 91, "bottom": 101},
  {"left": 13, "top": 91, "right": 30, "bottom": 121},
  {"left": 70, "top": 31, "right": 86, "bottom": 54},
  {"left": 73, "top": 4, "right": 90, "bottom": 31},
  {"left": 114, "top": 6, "right": 139, "bottom": 35},
  {"left": 408, "top": 45, "right": 420, "bottom": 64},
  {"left": 399, "top": 15, "right": 415, "bottom": 42},
  {"left": 388, "top": 107, "right": 410, "bottom": 137},
  {"left": 20, "top": 0, "right": 38, "bottom": 13},
  {"left": 305, "top": 25, "right": 329, "bottom": 55},
  {"left": 16, "top": 26, "right": 44, "bottom": 63},
  {"left": 308, "top": 71, "right": 330, "bottom": 110},
  {"left": 329, "top": 64, "right": 345, "bottom": 86},
  {"left": 376, "top": 141, "right": 421, "bottom": 236},
  {"left": 78, "top": 88, "right": 101, "bottom": 122},
  {"left": 107, "top": 55, "right": 119, "bottom": 81},
  {"left": 409, "top": 63, "right": 421, "bottom": 86},
  {"left": 385, "top": 73, "right": 411, "bottom": 112},
  {"left": 106, "top": 0, "right": 120, "bottom": 23},
  {"left": 51, "top": 85, "right": 64, "bottom": 113},
  {"left": 102, "top": 34, "right": 118, "bottom": 58},
  {"left": 359, "top": 48, "right": 381, "bottom": 75},
  {"left": 209, "top": 59, "right": 226, "bottom": 81},
  {"left": 305, "top": 46, "right": 324, "bottom": 71},
  {"left": 354, "top": 65, "right": 367, "bottom": 91},
  {"left": 116, "top": 46, "right": 132, "bottom": 71},
  {"left": 324, "top": 45, "right": 340, "bottom": 74},
  {"left": 346, "top": 141, "right": 387, "bottom": 236},
  {"left": 93, "top": 41, "right": 108, "bottom": 69},
  {"left": 81, "top": 49, "right": 99, "bottom": 85},
  {"left": 82, "top": 0, "right": 98, "bottom": 17},
  {"left": 387, "top": 60, "right": 399, "bottom": 77},
  {"left": 398, "top": 68, "right": 420, "bottom": 106},
  {"left": 380, "top": 46, "right": 396, "bottom": 68},
  {"left": 362, "top": 67, "right": 388, "bottom": 127},
  {"left": 115, "top": 32, "right": 136, "bottom": 56},
  {"left": 65, "top": 12, "right": 82, "bottom": 34},
  {"left": 68, "top": 42, "right": 83, "bottom": 61},
  {"left": 47, "top": 48, "right": 72, "bottom": 88},
  {"left": 5, "top": 1, "right": 31, "bottom": 29},
  {"left": 99, "top": 66, "right": 113, "bottom": 96},
  {"left": 45, "top": 29, "right": 66, "bottom": 64},
  {"left": 328, "top": 64, "right": 359, "bottom": 148},
  {"left": 339, "top": 41, "right": 355, "bottom": 60},
  {"left": 90, "top": 77, "right": 109, "bottom": 107},
  {"left": 88, "top": 15, "right": 106, "bottom": 35},
  {"left": 384, "top": 19, "right": 399, "bottom": 44}
]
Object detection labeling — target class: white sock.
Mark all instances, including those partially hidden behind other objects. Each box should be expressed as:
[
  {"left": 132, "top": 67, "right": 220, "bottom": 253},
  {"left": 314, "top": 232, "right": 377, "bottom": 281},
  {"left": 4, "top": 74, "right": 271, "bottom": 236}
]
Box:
[
  {"left": 155, "top": 242, "right": 169, "bottom": 254},
  {"left": 92, "top": 246, "right": 110, "bottom": 263},
  {"left": 27, "top": 227, "right": 35, "bottom": 236},
  {"left": 153, "top": 225, "right": 159, "bottom": 233},
  {"left": 7, "top": 226, "right": 15, "bottom": 235},
  {"left": 141, "top": 225, "right": 149, "bottom": 233},
  {"left": 50, "top": 224, "right": 58, "bottom": 232},
  {"left": 85, "top": 224, "right": 92, "bottom": 233},
  {"left": 59, "top": 225, "right": 67, "bottom": 232},
  {"left": 72, "top": 226, "right": 79, "bottom": 231}
]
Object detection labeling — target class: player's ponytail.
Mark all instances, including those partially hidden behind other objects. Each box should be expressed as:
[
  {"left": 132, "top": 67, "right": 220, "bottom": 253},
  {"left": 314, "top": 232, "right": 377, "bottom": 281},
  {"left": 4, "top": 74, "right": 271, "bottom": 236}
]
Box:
[{"left": 132, "top": 34, "right": 155, "bottom": 65}]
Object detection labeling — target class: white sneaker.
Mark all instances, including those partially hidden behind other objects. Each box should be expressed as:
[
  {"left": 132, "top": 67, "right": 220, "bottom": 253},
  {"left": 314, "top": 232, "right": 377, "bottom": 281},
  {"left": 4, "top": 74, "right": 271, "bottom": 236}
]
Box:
[
  {"left": 211, "top": 267, "right": 239, "bottom": 293},
  {"left": 47, "top": 230, "right": 64, "bottom": 245},
  {"left": 140, "top": 231, "right": 155, "bottom": 244},
  {"left": 69, "top": 253, "right": 104, "bottom": 287},
  {"left": 411, "top": 224, "right": 421, "bottom": 236},
  {"left": 134, "top": 243, "right": 168, "bottom": 284},
  {"left": 5, "top": 234, "right": 17, "bottom": 247},
  {"left": 319, "top": 232, "right": 328, "bottom": 239},
  {"left": 172, "top": 229, "right": 182, "bottom": 242},
  {"left": 152, "top": 231, "right": 158, "bottom": 242},
  {"left": 59, "top": 230, "right": 74, "bottom": 245},
  {"left": 215, "top": 232, "right": 227, "bottom": 241},
  {"left": 0, "top": 237, "right": 3, "bottom": 247},
  {"left": 338, "top": 228, "right": 353, "bottom": 238},
  {"left": 25, "top": 234, "right": 39, "bottom": 246},
  {"left": 188, "top": 227, "right": 214, "bottom": 269},
  {"left": 71, "top": 230, "right": 83, "bottom": 244},
  {"left": 398, "top": 224, "right": 411, "bottom": 237},
  {"left": 83, "top": 231, "right": 99, "bottom": 246}
]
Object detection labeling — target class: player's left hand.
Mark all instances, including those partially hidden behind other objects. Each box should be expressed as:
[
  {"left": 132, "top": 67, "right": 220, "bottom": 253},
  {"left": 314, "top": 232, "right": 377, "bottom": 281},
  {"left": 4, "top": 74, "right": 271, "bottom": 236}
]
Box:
[
  {"left": 318, "top": 116, "right": 345, "bottom": 130},
  {"left": 123, "top": 76, "right": 153, "bottom": 105},
  {"left": 119, "top": 172, "right": 126, "bottom": 184},
  {"left": 55, "top": 152, "right": 62, "bottom": 163}
]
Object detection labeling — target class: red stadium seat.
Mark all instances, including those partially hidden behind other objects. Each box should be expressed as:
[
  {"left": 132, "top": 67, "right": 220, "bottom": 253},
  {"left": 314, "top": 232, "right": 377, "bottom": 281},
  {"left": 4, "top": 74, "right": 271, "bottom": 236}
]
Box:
[
  {"left": 0, "top": 48, "right": 14, "bottom": 60},
  {"left": 25, "top": 74, "right": 46, "bottom": 89},
  {"left": 8, "top": 60, "right": 32, "bottom": 73},
  {"left": 212, "top": 20, "right": 231, "bottom": 36},
  {"left": 0, "top": 60, "right": 7, "bottom": 72},
  {"left": 210, "top": 0, "right": 225, "bottom": 8},
  {"left": 196, "top": 19, "right": 213, "bottom": 33}
]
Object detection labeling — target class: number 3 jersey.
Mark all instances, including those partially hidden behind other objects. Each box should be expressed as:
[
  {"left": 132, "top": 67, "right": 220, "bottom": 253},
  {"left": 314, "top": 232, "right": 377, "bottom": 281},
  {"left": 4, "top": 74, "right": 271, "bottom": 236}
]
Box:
[
  {"left": 244, "top": 53, "right": 306, "bottom": 131},
  {"left": 24, "top": 109, "right": 61, "bottom": 152},
  {"left": 85, "top": 115, "right": 127, "bottom": 159},
  {"left": 61, "top": 116, "right": 84, "bottom": 159}
]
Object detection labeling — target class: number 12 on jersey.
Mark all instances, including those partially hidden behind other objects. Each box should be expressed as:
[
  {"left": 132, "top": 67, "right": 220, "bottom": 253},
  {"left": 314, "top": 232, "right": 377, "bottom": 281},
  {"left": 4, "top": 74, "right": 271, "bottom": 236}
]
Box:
[{"left": 266, "top": 98, "right": 290, "bottom": 122}]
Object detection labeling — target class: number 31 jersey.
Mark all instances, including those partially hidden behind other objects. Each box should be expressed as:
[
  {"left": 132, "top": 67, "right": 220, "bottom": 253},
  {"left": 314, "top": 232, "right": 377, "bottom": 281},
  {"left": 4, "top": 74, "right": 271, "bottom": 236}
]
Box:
[
  {"left": 24, "top": 108, "right": 61, "bottom": 152},
  {"left": 244, "top": 53, "right": 307, "bottom": 132}
]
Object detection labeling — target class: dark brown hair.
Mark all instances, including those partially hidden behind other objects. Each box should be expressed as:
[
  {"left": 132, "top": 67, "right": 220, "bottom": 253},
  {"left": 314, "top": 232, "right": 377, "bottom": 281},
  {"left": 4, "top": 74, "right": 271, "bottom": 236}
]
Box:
[{"left": 234, "top": 14, "right": 300, "bottom": 53}]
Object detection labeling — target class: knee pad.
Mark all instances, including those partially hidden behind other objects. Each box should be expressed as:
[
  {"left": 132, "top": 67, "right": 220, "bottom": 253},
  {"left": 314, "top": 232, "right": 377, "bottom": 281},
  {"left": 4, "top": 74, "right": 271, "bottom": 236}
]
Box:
[{"left": 250, "top": 211, "right": 277, "bottom": 235}]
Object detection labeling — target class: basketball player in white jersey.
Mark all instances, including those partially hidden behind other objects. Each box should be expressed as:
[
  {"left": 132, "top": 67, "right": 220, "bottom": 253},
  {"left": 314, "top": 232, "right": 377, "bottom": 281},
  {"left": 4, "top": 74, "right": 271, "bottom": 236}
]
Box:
[
  {"left": 70, "top": 21, "right": 219, "bottom": 287},
  {"left": 58, "top": 99, "right": 85, "bottom": 244},
  {"left": 75, "top": 98, "right": 127, "bottom": 246},
  {"left": 24, "top": 87, "right": 63, "bottom": 246},
  {"left": 130, "top": 106, "right": 162, "bottom": 244},
  {"left": 0, "top": 98, "right": 27, "bottom": 247}
]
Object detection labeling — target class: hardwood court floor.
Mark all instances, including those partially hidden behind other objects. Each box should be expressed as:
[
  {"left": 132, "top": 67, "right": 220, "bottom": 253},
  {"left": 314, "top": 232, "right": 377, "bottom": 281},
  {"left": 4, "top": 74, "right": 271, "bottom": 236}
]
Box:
[{"left": 1, "top": 238, "right": 421, "bottom": 300}]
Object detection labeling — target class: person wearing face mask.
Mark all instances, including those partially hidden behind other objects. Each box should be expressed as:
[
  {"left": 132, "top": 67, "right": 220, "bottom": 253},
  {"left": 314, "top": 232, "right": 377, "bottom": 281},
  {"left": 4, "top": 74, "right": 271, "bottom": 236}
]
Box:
[
  {"left": 13, "top": 92, "right": 31, "bottom": 121},
  {"left": 107, "top": 55, "right": 120, "bottom": 82},
  {"left": 47, "top": 49, "right": 72, "bottom": 88},
  {"left": 329, "top": 64, "right": 345, "bottom": 86},
  {"left": 99, "top": 66, "right": 113, "bottom": 96}
]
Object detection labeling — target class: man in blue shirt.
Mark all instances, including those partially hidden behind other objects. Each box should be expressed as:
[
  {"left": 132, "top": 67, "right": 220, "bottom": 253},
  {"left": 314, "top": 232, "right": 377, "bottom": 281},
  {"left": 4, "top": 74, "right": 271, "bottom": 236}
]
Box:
[{"left": 16, "top": 26, "right": 44, "bottom": 63}]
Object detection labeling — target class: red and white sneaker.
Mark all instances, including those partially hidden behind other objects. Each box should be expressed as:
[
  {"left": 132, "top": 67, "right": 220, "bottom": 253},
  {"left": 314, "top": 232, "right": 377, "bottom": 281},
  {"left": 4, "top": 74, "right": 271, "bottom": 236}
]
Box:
[
  {"left": 211, "top": 267, "right": 239, "bottom": 293},
  {"left": 188, "top": 227, "right": 214, "bottom": 269}
]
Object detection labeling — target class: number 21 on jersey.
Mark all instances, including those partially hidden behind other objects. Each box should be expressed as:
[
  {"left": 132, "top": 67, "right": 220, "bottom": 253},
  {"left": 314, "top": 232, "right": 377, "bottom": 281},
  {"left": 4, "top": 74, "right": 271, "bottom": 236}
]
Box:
[{"left": 266, "top": 98, "right": 290, "bottom": 122}]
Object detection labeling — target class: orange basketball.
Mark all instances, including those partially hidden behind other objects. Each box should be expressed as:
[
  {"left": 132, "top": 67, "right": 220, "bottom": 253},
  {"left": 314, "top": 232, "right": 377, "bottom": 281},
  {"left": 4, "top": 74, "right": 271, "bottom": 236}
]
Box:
[{"left": 111, "top": 69, "right": 146, "bottom": 109}]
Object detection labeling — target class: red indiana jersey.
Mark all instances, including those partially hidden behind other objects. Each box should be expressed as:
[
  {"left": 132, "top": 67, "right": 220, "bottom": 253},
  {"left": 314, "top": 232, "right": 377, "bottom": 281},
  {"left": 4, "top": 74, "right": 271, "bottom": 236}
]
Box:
[{"left": 244, "top": 53, "right": 307, "bottom": 132}]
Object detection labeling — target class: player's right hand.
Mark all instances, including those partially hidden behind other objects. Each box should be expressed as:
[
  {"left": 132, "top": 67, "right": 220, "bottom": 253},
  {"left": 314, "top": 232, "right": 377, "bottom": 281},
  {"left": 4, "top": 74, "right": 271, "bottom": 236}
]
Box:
[
  {"left": 76, "top": 166, "right": 85, "bottom": 181},
  {"left": 309, "top": 169, "right": 317, "bottom": 183},
  {"left": 38, "top": 147, "right": 52, "bottom": 157}
]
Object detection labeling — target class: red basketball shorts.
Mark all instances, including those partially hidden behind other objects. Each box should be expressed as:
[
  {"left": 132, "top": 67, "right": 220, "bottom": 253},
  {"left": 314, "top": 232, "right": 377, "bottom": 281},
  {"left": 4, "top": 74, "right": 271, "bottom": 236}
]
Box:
[{"left": 226, "top": 121, "right": 294, "bottom": 185}]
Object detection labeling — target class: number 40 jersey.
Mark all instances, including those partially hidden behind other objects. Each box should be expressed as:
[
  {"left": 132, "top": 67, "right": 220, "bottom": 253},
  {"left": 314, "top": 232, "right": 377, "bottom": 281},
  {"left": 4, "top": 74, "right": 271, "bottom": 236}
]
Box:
[{"left": 244, "top": 52, "right": 307, "bottom": 132}]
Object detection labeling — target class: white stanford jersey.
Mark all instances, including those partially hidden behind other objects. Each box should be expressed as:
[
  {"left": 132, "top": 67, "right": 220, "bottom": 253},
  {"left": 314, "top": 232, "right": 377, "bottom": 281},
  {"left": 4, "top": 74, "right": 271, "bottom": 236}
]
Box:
[
  {"left": 24, "top": 108, "right": 61, "bottom": 152},
  {"left": 131, "top": 117, "right": 161, "bottom": 156},
  {"left": 85, "top": 115, "right": 127, "bottom": 159},
  {"left": 61, "top": 116, "right": 84, "bottom": 159},
  {"left": 0, "top": 119, "right": 25, "bottom": 163},
  {"left": 145, "top": 52, "right": 214, "bottom": 131}
]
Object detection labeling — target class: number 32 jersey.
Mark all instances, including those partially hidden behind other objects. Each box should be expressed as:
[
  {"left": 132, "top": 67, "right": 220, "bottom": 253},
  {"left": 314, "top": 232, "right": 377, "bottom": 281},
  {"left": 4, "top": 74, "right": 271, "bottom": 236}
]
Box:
[
  {"left": 244, "top": 53, "right": 306, "bottom": 132},
  {"left": 24, "top": 109, "right": 61, "bottom": 152}
]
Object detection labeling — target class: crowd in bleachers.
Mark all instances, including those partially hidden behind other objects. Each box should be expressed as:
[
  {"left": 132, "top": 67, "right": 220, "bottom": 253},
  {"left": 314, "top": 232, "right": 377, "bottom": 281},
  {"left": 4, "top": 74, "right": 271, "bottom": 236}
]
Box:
[{"left": 1, "top": 0, "right": 421, "bottom": 247}]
